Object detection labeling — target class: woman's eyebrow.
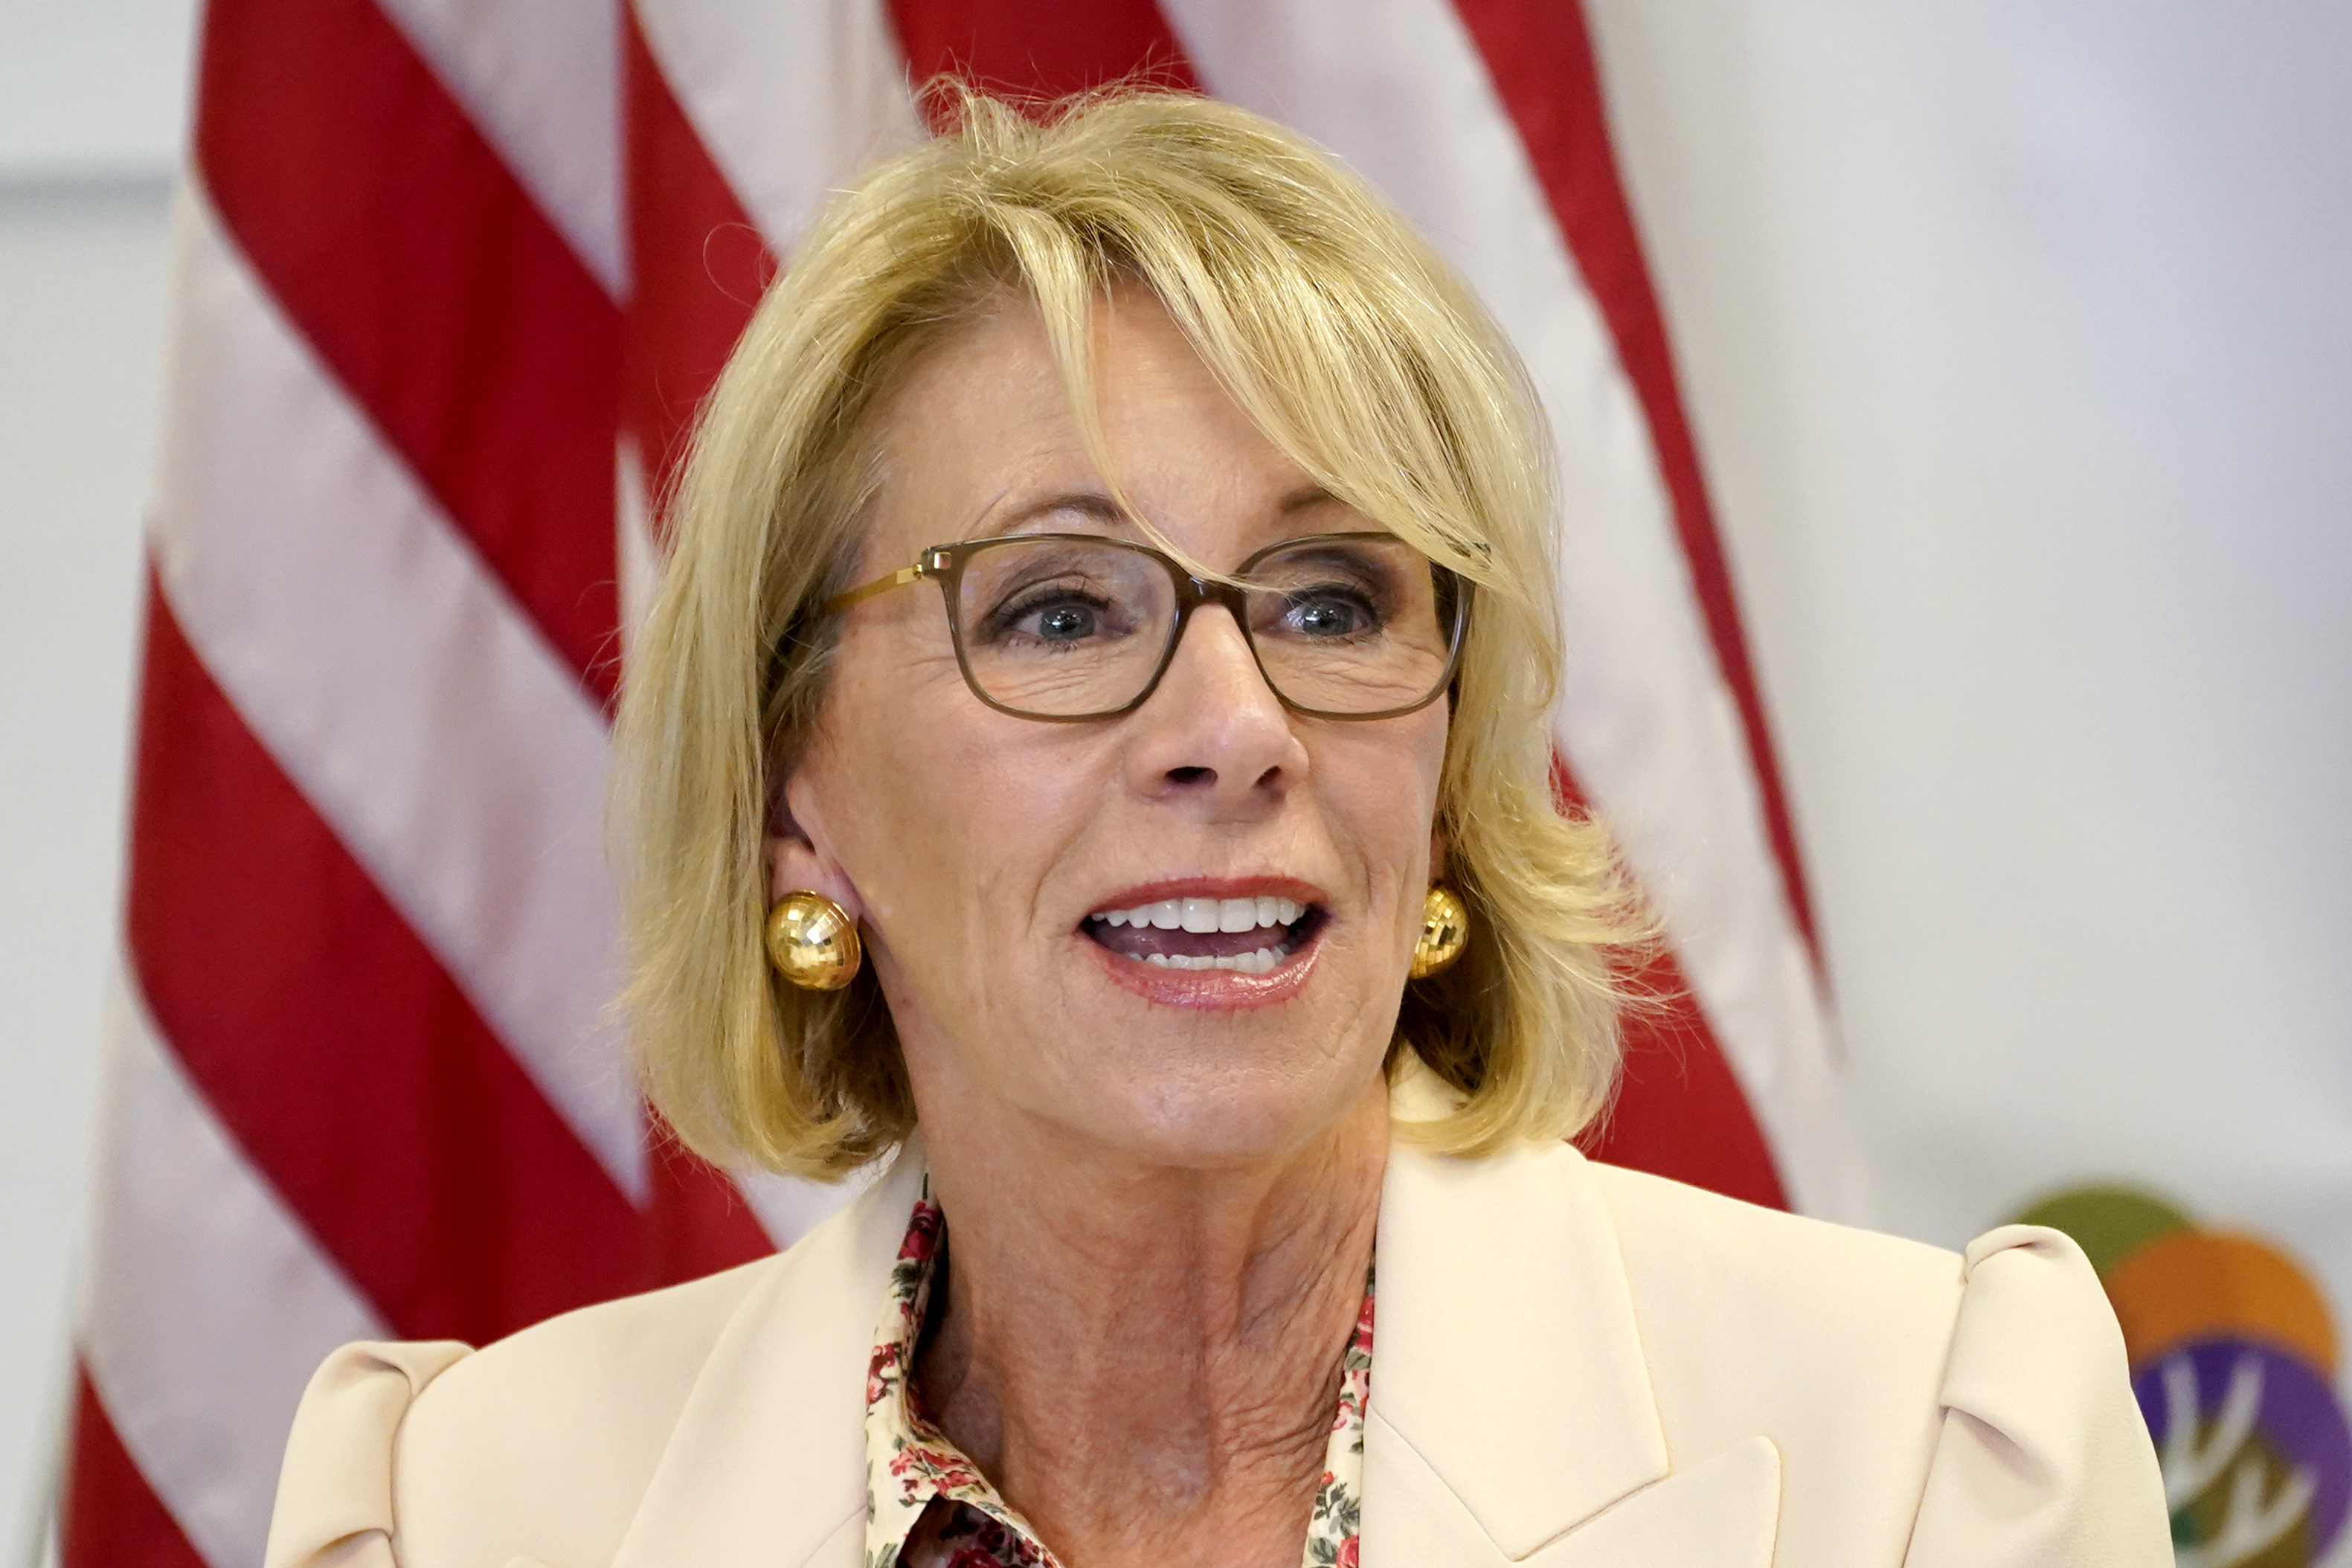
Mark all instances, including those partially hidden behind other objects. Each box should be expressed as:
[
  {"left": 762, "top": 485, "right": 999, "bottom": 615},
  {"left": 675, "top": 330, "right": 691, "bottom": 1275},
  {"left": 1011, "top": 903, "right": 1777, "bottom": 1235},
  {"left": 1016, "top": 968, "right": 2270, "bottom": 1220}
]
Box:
[
  {"left": 980, "top": 490, "right": 1134, "bottom": 536},
  {"left": 964, "top": 486, "right": 1342, "bottom": 542}
]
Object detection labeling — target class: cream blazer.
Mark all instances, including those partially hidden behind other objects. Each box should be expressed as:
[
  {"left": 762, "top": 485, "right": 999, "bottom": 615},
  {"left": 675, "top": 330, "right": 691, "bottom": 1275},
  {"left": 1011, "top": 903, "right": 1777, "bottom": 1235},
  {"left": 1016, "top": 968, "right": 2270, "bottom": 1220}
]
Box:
[{"left": 265, "top": 1120, "right": 2170, "bottom": 1568}]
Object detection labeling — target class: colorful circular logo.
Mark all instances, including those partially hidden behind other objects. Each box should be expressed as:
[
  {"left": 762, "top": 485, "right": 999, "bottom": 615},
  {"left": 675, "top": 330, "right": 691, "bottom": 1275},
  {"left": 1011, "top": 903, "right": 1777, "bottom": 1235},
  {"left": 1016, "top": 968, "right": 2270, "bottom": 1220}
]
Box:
[{"left": 2016, "top": 1186, "right": 2352, "bottom": 1567}]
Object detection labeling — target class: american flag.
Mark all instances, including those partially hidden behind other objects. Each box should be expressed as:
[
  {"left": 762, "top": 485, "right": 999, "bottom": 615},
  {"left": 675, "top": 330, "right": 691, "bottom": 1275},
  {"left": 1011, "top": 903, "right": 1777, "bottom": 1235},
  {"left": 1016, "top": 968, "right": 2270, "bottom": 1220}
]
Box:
[{"left": 60, "top": 2, "right": 1861, "bottom": 1561}]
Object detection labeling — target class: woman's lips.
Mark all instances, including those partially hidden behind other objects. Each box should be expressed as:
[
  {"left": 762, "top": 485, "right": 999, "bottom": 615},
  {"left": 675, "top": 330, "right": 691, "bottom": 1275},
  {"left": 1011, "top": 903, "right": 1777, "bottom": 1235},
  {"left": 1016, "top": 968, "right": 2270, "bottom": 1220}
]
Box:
[
  {"left": 1075, "top": 880, "right": 1329, "bottom": 1005},
  {"left": 1079, "top": 902, "right": 1328, "bottom": 1007}
]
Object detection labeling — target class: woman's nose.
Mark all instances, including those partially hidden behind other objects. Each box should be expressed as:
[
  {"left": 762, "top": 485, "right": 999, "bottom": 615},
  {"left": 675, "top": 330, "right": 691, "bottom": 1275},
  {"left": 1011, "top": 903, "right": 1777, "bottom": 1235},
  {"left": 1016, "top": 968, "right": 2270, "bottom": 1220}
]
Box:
[{"left": 1123, "top": 605, "right": 1310, "bottom": 811}]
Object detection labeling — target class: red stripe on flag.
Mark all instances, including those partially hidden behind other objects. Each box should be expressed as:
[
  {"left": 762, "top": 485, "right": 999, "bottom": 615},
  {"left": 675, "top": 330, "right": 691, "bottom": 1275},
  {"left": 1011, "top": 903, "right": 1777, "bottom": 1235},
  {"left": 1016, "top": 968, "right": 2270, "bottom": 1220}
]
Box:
[
  {"left": 126, "top": 579, "right": 764, "bottom": 1345},
  {"left": 623, "top": 7, "right": 774, "bottom": 525},
  {"left": 886, "top": 0, "right": 1199, "bottom": 103},
  {"left": 1450, "top": 0, "right": 1822, "bottom": 957},
  {"left": 1581, "top": 941, "right": 1790, "bottom": 1209},
  {"left": 194, "top": 0, "right": 623, "bottom": 704},
  {"left": 59, "top": 1370, "right": 210, "bottom": 1568},
  {"left": 646, "top": 1118, "right": 781, "bottom": 1282},
  {"left": 1555, "top": 758, "right": 1787, "bottom": 1208}
]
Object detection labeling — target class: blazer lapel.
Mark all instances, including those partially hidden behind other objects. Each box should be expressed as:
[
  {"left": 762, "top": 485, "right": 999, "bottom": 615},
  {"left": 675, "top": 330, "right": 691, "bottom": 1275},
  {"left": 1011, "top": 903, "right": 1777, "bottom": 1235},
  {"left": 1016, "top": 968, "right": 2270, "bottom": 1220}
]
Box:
[
  {"left": 1522, "top": 1439, "right": 1780, "bottom": 1567},
  {"left": 1363, "top": 1071, "right": 1779, "bottom": 1564},
  {"left": 608, "top": 1144, "right": 927, "bottom": 1568}
]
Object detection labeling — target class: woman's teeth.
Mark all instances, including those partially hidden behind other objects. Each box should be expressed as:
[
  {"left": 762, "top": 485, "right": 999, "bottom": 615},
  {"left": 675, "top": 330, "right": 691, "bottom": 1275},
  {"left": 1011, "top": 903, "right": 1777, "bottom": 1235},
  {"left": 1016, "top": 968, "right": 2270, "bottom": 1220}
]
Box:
[
  {"left": 1092, "top": 895, "right": 1305, "bottom": 932},
  {"left": 1146, "top": 948, "right": 1285, "bottom": 974},
  {"left": 1084, "top": 895, "right": 1314, "bottom": 977}
]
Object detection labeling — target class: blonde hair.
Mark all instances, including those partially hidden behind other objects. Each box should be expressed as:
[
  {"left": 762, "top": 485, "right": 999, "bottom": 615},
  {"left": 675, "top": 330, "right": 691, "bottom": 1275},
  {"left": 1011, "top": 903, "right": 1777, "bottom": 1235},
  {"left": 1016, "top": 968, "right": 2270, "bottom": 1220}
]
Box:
[{"left": 615, "top": 89, "right": 1639, "bottom": 1180}]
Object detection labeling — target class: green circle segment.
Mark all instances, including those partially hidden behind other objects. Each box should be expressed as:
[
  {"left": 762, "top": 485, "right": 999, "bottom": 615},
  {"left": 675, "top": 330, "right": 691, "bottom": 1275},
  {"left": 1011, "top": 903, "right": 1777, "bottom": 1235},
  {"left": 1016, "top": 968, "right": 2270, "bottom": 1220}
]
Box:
[{"left": 2013, "top": 1184, "right": 2195, "bottom": 1279}]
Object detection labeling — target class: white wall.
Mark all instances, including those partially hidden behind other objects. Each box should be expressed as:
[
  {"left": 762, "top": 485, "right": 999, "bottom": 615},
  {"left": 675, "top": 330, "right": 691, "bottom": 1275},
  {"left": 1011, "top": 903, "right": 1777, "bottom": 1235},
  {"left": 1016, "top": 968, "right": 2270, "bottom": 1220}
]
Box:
[
  {"left": 1, "top": 4, "right": 197, "bottom": 1555},
  {"left": 0, "top": 179, "right": 175, "bottom": 1559},
  {"left": 1587, "top": 0, "right": 2352, "bottom": 1297},
  {"left": 0, "top": 0, "right": 198, "bottom": 180}
]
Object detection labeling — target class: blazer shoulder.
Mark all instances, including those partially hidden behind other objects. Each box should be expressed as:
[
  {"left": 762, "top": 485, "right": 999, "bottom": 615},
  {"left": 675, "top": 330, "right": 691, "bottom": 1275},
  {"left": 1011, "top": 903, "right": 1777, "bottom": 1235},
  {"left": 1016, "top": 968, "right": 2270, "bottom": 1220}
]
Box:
[
  {"left": 392, "top": 1256, "right": 780, "bottom": 1565},
  {"left": 1587, "top": 1160, "right": 2138, "bottom": 1392},
  {"left": 1579, "top": 1159, "right": 2166, "bottom": 1564},
  {"left": 1906, "top": 1226, "right": 2171, "bottom": 1565},
  {"left": 1584, "top": 1159, "right": 1964, "bottom": 1546},
  {"left": 1590, "top": 1157, "right": 1965, "bottom": 1338},
  {"left": 264, "top": 1256, "right": 781, "bottom": 1568},
  {"left": 411, "top": 1250, "right": 775, "bottom": 1424}
]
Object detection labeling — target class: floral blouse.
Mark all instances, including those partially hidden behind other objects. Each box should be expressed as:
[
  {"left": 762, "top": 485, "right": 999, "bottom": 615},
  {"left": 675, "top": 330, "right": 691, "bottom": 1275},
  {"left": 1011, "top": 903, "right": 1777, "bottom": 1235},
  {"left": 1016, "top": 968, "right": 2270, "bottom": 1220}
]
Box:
[{"left": 864, "top": 1195, "right": 1375, "bottom": 1568}]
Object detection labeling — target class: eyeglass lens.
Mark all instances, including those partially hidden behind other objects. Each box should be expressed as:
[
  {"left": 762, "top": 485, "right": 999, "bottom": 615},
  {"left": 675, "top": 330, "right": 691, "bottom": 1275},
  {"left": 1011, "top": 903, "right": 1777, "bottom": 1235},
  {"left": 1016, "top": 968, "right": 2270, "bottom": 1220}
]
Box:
[{"left": 951, "top": 536, "right": 1456, "bottom": 719}]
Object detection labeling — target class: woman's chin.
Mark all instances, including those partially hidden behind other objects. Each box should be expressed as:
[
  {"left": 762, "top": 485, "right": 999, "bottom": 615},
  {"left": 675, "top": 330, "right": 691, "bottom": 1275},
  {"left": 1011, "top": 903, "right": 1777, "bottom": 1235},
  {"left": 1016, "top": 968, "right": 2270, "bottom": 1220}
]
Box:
[
  {"left": 996, "top": 932, "right": 1391, "bottom": 1169},
  {"left": 1022, "top": 1040, "right": 1390, "bottom": 1174},
  {"left": 1083, "top": 1090, "right": 1368, "bottom": 1171}
]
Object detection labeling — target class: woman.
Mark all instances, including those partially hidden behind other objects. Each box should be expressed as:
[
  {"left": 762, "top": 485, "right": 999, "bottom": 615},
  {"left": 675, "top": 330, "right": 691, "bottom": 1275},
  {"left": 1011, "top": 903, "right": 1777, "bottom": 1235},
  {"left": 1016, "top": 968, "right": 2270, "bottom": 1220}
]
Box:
[{"left": 266, "top": 92, "right": 2168, "bottom": 1568}]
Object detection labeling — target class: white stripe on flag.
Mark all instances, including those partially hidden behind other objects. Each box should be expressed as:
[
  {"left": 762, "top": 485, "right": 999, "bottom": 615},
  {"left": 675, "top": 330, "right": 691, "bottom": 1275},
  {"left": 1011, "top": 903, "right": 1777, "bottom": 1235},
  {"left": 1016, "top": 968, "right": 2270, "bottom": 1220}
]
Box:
[
  {"left": 80, "top": 968, "right": 387, "bottom": 1568},
  {"left": 374, "top": 0, "right": 627, "bottom": 294},
  {"left": 1166, "top": 0, "right": 1866, "bottom": 1218},
  {"left": 633, "top": 0, "right": 921, "bottom": 252},
  {"left": 147, "top": 179, "right": 647, "bottom": 1200}
]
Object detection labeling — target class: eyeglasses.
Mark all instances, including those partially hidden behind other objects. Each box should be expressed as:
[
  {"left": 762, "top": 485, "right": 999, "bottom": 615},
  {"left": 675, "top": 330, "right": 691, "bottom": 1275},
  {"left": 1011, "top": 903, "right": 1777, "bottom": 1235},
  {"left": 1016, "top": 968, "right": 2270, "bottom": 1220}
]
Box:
[{"left": 822, "top": 532, "right": 1471, "bottom": 722}]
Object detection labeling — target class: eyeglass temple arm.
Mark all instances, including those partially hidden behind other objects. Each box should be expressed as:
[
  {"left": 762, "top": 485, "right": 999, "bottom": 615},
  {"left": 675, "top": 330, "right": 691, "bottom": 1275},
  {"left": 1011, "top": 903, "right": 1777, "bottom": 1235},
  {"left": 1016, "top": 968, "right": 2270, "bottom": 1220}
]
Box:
[{"left": 820, "top": 562, "right": 928, "bottom": 615}]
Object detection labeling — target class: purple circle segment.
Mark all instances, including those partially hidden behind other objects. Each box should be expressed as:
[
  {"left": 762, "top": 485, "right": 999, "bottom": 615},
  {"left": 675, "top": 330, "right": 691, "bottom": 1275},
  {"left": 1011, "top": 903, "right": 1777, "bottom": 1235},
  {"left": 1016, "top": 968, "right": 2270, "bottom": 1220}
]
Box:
[{"left": 2134, "top": 1336, "right": 2352, "bottom": 1554}]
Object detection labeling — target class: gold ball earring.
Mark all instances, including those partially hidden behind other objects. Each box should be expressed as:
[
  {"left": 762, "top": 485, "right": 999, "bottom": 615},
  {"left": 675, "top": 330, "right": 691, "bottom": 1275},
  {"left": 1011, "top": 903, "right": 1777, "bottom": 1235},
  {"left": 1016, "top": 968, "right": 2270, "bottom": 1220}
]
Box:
[
  {"left": 1411, "top": 885, "right": 1471, "bottom": 979},
  {"left": 765, "top": 891, "right": 862, "bottom": 991}
]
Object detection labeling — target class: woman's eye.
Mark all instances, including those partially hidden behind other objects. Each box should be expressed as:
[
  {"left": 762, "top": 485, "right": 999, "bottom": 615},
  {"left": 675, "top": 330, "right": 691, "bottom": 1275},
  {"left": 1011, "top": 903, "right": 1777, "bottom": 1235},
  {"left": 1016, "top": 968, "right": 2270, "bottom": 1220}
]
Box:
[
  {"left": 1032, "top": 603, "right": 1097, "bottom": 641},
  {"left": 1285, "top": 590, "right": 1378, "bottom": 638},
  {"left": 987, "top": 588, "right": 1117, "bottom": 646}
]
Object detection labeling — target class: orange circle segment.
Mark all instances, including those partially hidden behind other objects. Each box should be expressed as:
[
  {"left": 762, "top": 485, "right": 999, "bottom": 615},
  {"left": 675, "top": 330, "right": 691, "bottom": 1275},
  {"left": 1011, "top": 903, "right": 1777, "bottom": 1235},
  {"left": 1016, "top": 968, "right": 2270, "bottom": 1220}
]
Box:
[{"left": 2105, "top": 1229, "right": 2336, "bottom": 1375}]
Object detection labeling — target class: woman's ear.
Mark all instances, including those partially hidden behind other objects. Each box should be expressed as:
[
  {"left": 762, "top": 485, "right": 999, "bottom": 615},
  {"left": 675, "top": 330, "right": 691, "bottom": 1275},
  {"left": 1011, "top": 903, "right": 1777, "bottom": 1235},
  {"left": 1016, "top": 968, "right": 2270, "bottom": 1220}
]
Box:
[
  {"left": 1428, "top": 820, "right": 1450, "bottom": 887},
  {"left": 765, "top": 771, "right": 866, "bottom": 921}
]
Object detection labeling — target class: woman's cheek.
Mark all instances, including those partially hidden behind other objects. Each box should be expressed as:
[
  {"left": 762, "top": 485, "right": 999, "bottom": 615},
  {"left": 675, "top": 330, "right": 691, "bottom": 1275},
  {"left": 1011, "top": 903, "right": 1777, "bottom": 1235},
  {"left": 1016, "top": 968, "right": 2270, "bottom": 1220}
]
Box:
[{"left": 1323, "top": 731, "right": 1443, "bottom": 887}]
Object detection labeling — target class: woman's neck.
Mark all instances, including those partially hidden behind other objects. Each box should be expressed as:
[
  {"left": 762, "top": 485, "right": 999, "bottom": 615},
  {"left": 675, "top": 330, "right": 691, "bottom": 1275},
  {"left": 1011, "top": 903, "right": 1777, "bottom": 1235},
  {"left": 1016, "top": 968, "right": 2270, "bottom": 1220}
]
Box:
[{"left": 913, "top": 1075, "right": 1389, "bottom": 1568}]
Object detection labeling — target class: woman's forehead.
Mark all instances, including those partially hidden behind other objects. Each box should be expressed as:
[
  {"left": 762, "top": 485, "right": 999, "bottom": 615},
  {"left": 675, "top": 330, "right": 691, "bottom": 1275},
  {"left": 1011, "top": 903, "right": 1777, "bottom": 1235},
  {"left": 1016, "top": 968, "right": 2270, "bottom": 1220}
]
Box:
[{"left": 861, "top": 299, "right": 1359, "bottom": 564}]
